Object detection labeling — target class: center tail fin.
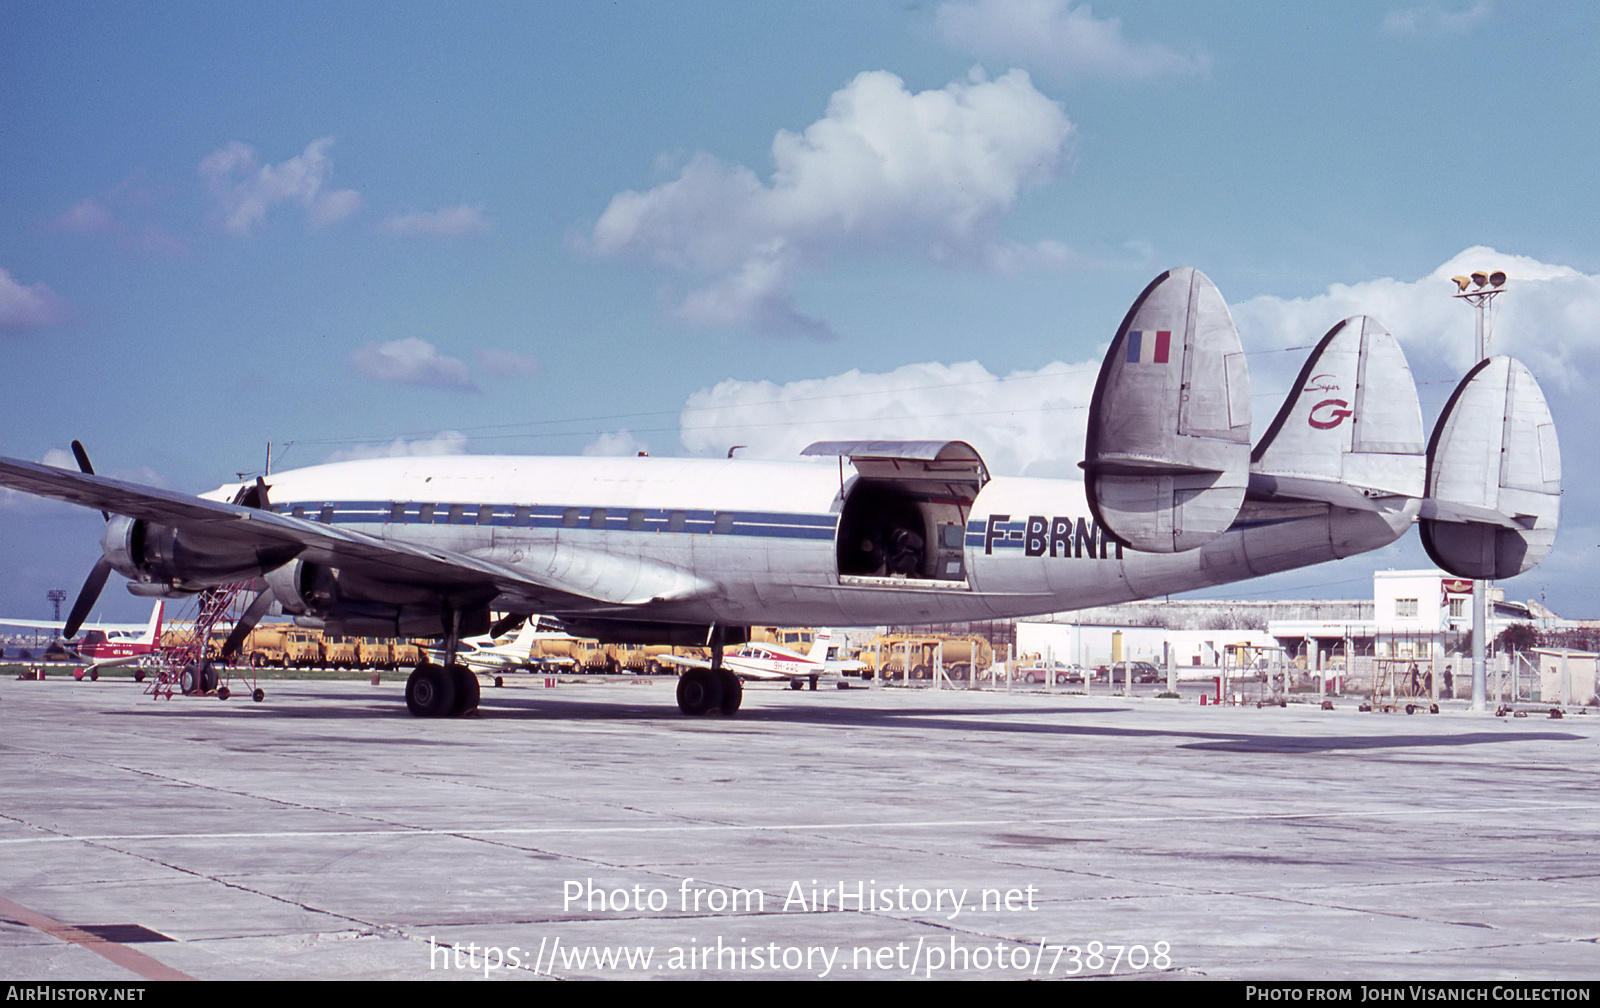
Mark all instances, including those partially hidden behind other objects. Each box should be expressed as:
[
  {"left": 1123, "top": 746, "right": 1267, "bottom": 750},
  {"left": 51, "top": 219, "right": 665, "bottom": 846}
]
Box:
[{"left": 1248, "top": 315, "right": 1425, "bottom": 510}]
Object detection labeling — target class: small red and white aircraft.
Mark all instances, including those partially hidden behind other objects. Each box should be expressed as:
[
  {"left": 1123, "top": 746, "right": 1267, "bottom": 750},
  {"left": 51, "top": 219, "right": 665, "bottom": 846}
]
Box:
[
  {"left": 0, "top": 601, "right": 164, "bottom": 666},
  {"left": 657, "top": 628, "right": 866, "bottom": 690}
]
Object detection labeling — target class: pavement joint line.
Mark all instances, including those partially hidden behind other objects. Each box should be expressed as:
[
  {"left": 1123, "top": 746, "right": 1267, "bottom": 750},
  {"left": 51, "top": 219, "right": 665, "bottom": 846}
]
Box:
[{"left": 1, "top": 801, "right": 1595, "bottom": 846}]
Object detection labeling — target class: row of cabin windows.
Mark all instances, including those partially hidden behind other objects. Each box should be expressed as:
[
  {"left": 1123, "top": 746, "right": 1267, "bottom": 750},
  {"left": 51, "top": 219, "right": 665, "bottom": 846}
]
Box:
[{"left": 289, "top": 503, "right": 736, "bottom": 533}]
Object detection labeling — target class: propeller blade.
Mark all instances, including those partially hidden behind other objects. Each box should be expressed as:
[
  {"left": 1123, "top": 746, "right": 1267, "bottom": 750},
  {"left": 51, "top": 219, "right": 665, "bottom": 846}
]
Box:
[
  {"left": 220, "top": 589, "right": 276, "bottom": 662},
  {"left": 71, "top": 440, "right": 109, "bottom": 521},
  {"left": 64, "top": 557, "right": 113, "bottom": 638},
  {"left": 490, "top": 612, "right": 527, "bottom": 638}
]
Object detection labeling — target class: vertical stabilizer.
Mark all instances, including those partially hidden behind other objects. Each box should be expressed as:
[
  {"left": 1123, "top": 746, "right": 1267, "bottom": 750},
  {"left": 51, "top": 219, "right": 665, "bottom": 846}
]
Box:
[
  {"left": 1249, "top": 316, "right": 1424, "bottom": 508},
  {"left": 1420, "top": 357, "right": 1561, "bottom": 579},
  {"left": 1083, "top": 268, "right": 1251, "bottom": 553}
]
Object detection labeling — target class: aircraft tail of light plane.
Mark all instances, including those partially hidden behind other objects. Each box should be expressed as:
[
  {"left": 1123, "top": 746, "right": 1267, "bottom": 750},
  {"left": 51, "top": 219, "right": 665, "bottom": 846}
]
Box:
[{"left": 0, "top": 269, "right": 1561, "bottom": 718}]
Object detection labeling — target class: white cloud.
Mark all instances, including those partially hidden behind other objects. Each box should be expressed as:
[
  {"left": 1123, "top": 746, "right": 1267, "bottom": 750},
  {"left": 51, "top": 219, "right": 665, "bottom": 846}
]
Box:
[
  {"left": 678, "top": 359, "right": 1099, "bottom": 477},
  {"left": 1229, "top": 246, "right": 1600, "bottom": 392},
  {"left": 200, "top": 137, "right": 362, "bottom": 235},
  {"left": 380, "top": 204, "right": 491, "bottom": 238},
  {"left": 936, "top": 0, "right": 1211, "bottom": 80},
  {"left": 1382, "top": 1, "right": 1492, "bottom": 35},
  {"left": 349, "top": 337, "right": 476, "bottom": 390},
  {"left": 583, "top": 430, "right": 651, "bottom": 457},
  {"left": 324, "top": 431, "right": 469, "bottom": 463},
  {"left": 53, "top": 199, "right": 115, "bottom": 234},
  {"left": 0, "top": 268, "right": 67, "bottom": 329},
  {"left": 591, "top": 69, "right": 1073, "bottom": 338}
]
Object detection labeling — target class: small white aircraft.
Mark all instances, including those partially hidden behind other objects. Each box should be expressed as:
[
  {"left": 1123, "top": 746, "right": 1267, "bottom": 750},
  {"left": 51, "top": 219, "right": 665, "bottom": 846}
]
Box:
[
  {"left": 656, "top": 628, "right": 866, "bottom": 691},
  {"left": 0, "top": 269, "right": 1560, "bottom": 720},
  {"left": 425, "top": 618, "right": 578, "bottom": 676}
]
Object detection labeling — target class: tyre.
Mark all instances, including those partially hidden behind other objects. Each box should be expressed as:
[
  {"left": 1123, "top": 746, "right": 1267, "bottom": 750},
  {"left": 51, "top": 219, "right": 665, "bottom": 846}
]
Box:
[
  {"left": 676, "top": 668, "right": 724, "bottom": 715},
  {"left": 716, "top": 669, "right": 742, "bottom": 715},
  {"left": 406, "top": 663, "right": 456, "bottom": 717},
  {"left": 450, "top": 663, "right": 480, "bottom": 716}
]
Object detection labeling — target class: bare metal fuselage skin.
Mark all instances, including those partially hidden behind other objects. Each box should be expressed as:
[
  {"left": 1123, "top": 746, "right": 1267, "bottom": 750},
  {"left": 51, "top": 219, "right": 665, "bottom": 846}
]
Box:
[{"left": 225, "top": 453, "right": 1416, "bottom": 629}]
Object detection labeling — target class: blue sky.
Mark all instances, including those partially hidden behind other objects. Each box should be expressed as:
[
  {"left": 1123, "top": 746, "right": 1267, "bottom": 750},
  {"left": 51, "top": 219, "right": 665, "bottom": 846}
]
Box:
[{"left": 3, "top": 1, "right": 1597, "bottom": 622}]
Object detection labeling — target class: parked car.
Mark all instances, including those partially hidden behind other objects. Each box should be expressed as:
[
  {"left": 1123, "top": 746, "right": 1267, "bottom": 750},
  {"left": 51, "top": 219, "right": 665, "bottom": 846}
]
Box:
[
  {"left": 1014, "top": 661, "right": 1086, "bottom": 684},
  {"left": 1096, "top": 660, "right": 1163, "bottom": 684}
]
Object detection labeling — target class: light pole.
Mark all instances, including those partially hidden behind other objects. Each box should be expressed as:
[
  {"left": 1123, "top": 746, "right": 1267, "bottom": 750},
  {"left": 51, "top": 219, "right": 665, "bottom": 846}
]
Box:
[{"left": 1450, "top": 269, "right": 1506, "bottom": 711}]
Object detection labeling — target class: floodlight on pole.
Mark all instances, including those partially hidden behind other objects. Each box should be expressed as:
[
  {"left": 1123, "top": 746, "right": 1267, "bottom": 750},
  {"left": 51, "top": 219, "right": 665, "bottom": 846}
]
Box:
[{"left": 1450, "top": 268, "right": 1507, "bottom": 712}]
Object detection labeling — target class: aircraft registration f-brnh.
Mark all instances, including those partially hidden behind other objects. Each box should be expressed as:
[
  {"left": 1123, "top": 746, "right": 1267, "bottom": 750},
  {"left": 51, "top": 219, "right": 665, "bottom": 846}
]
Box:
[{"left": 0, "top": 269, "right": 1562, "bottom": 718}]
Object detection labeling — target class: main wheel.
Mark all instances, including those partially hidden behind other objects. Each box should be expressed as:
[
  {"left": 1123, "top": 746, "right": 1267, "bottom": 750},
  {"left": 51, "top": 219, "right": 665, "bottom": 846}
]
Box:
[
  {"left": 450, "top": 663, "right": 480, "bottom": 716},
  {"left": 676, "top": 668, "right": 724, "bottom": 715},
  {"left": 406, "top": 663, "right": 457, "bottom": 717},
  {"left": 179, "top": 663, "right": 201, "bottom": 696},
  {"left": 716, "top": 669, "right": 742, "bottom": 715},
  {"left": 199, "top": 662, "right": 218, "bottom": 694}
]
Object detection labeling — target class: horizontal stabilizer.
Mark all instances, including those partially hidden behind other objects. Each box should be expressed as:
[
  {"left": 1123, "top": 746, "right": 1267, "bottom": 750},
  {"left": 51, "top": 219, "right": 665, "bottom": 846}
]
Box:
[
  {"left": 1420, "top": 357, "right": 1560, "bottom": 579},
  {"left": 1083, "top": 268, "right": 1251, "bottom": 553},
  {"left": 1249, "top": 316, "right": 1424, "bottom": 509}
]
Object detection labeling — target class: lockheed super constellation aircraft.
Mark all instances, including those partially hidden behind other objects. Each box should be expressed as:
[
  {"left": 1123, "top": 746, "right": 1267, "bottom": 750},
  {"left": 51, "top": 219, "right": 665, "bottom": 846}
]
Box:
[{"left": 0, "top": 270, "right": 1561, "bottom": 719}]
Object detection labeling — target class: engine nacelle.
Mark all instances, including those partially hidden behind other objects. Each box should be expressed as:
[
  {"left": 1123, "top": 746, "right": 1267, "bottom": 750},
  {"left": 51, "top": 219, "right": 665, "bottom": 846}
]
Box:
[
  {"left": 102, "top": 515, "right": 289, "bottom": 592},
  {"left": 263, "top": 559, "right": 483, "bottom": 638}
]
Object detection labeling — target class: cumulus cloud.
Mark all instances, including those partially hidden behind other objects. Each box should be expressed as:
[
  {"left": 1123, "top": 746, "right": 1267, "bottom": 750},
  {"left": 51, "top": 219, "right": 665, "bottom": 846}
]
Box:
[
  {"left": 200, "top": 137, "right": 362, "bottom": 235},
  {"left": 1382, "top": 1, "right": 1492, "bottom": 35},
  {"left": 583, "top": 430, "right": 651, "bottom": 457},
  {"left": 1229, "top": 246, "right": 1599, "bottom": 392},
  {"left": 349, "top": 337, "right": 476, "bottom": 390},
  {"left": 678, "top": 359, "right": 1099, "bottom": 477},
  {"left": 0, "top": 268, "right": 67, "bottom": 330},
  {"left": 591, "top": 69, "right": 1074, "bottom": 338},
  {"left": 380, "top": 204, "right": 491, "bottom": 238},
  {"left": 936, "top": 0, "right": 1211, "bottom": 79},
  {"left": 323, "top": 431, "right": 468, "bottom": 463}
]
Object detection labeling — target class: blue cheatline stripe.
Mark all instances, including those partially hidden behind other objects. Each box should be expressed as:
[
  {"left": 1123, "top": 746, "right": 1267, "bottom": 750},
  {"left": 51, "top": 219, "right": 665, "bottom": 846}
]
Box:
[{"left": 268, "top": 500, "right": 840, "bottom": 542}]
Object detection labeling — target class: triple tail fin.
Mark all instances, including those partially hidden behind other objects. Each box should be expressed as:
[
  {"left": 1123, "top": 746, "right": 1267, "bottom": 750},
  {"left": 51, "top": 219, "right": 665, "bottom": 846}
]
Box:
[
  {"left": 1249, "top": 315, "right": 1425, "bottom": 509},
  {"left": 1082, "top": 268, "right": 1251, "bottom": 553},
  {"left": 1420, "top": 357, "right": 1560, "bottom": 579}
]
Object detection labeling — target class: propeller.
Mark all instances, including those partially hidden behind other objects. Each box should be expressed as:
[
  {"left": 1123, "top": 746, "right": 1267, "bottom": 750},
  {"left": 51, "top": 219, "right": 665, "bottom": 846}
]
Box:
[
  {"left": 62, "top": 440, "right": 112, "bottom": 638},
  {"left": 219, "top": 477, "right": 277, "bottom": 661},
  {"left": 490, "top": 612, "right": 528, "bottom": 639},
  {"left": 219, "top": 585, "right": 276, "bottom": 662}
]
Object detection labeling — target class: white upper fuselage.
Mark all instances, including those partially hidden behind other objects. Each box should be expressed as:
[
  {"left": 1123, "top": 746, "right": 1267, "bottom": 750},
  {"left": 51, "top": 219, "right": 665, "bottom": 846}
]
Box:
[{"left": 208, "top": 453, "right": 1414, "bottom": 628}]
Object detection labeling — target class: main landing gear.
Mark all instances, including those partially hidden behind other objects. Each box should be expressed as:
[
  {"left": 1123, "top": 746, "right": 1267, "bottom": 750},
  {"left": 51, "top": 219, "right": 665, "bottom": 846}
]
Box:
[
  {"left": 405, "top": 662, "right": 481, "bottom": 718},
  {"left": 675, "top": 635, "right": 742, "bottom": 716}
]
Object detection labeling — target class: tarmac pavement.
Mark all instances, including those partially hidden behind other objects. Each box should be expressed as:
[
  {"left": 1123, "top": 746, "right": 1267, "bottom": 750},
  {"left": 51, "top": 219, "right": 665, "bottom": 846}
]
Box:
[{"left": 1, "top": 674, "right": 1596, "bottom": 981}]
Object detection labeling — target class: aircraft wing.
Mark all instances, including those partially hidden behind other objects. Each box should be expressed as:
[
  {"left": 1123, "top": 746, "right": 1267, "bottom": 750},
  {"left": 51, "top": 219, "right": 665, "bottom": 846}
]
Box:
[
  {"left": 0, "top": 456, "right": 711, "bottom": 615},
  {"left": 654, "top": 654, "right": 715, "bottom": 672}
]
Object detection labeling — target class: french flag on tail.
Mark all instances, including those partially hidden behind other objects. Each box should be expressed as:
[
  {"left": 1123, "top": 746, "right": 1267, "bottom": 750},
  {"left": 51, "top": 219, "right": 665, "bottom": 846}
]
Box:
[{"left": 1125, "top": 329, "right": 1172, "bottom": 365}]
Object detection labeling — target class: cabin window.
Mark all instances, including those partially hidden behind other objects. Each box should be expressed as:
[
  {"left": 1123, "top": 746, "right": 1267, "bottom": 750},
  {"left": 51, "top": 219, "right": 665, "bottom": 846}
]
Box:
[
  {"left": 588, "top": 508, "right": 608, "bottom": 529},
  {"left": 667, "top": 510, "right": 687, "bottom": 532},
  {"left": 478, "top": 504, "right": 496, "bottom": 525},
  {"left": 448, "top": 504, "right": 464, "bottom": 524},
  {"left": 562, "top": 508, "right": 580, "bottom": 528},
  {"left": 628, "top": 509, "right": 646, "bottom": 530},
  {"left": 713, "top": 512, "right": 735, "bottom": 534},
  {"left": 419, "top": 503, "right": 436, "bottom": 523},
  {"left": 388, "top": 502, "right": 405, "bottom": 522},
  {"left": 514, "top": 505, "right": 532, "bottom": 526},
  {"left": 318, "top": 505, "right": 334, "bottom": 523}
]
